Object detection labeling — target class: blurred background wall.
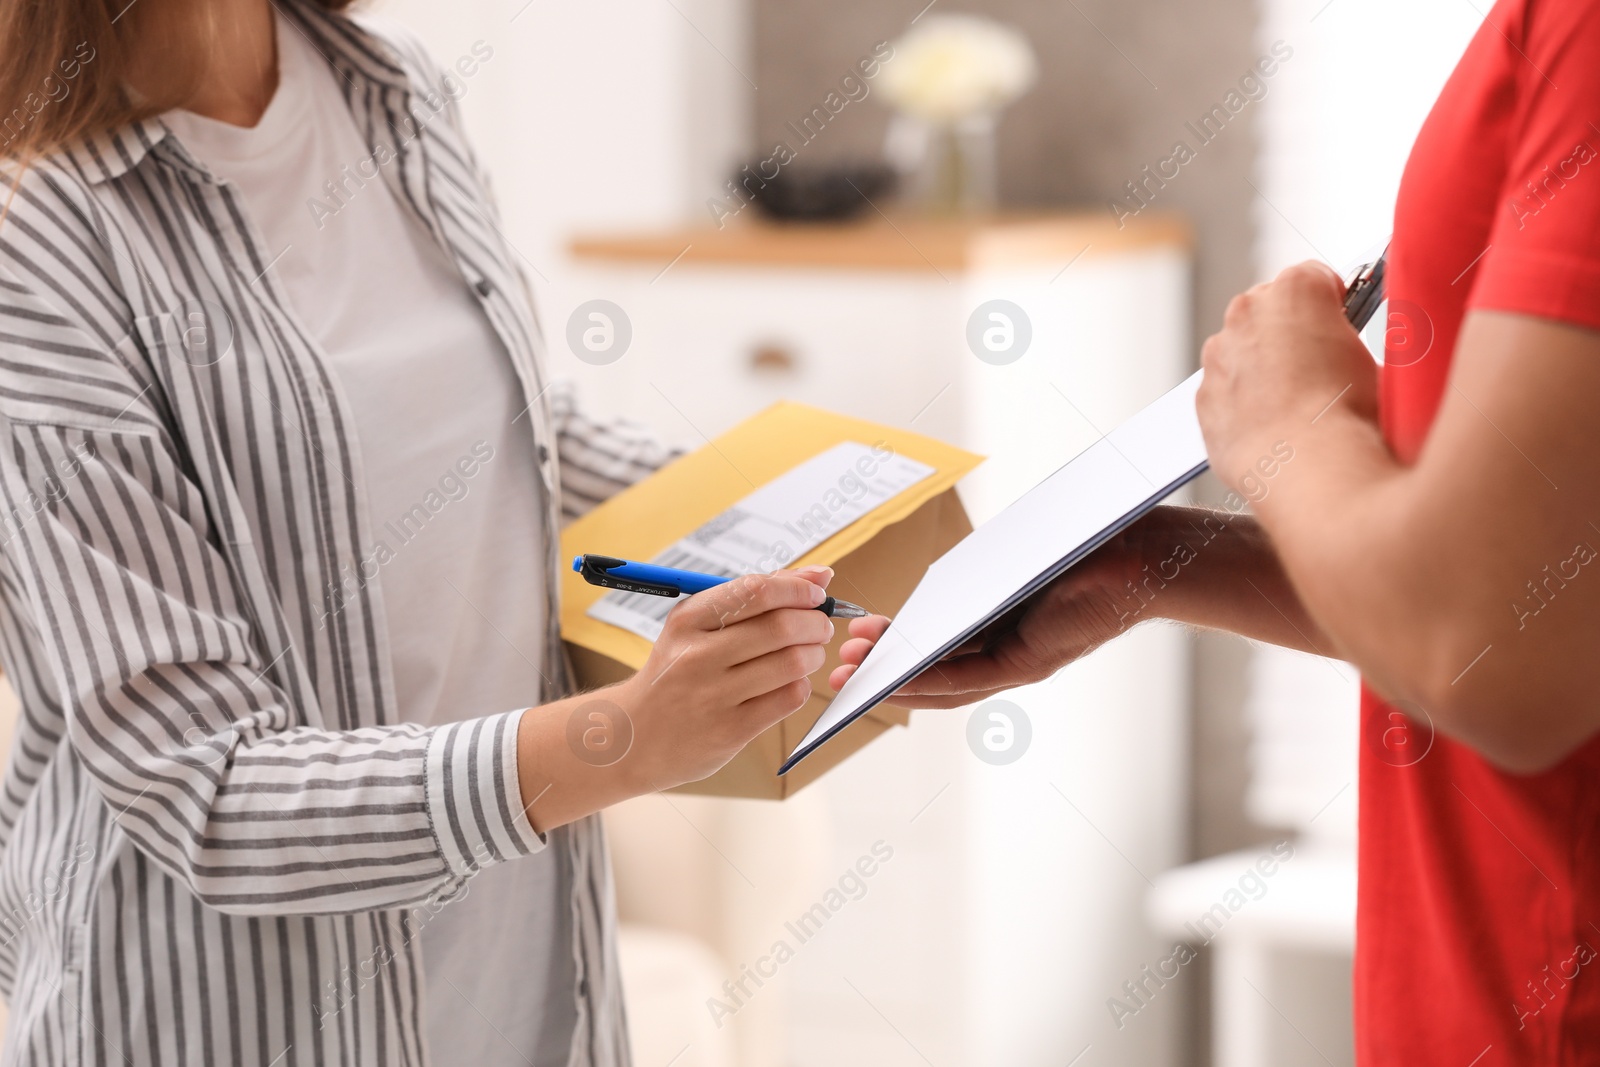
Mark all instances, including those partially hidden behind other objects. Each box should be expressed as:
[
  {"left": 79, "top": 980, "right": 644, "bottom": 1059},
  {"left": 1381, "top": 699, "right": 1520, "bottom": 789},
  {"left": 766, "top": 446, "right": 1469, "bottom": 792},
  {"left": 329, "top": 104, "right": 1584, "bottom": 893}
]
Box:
[{"left": 752, "top": 0, "right": 1261, "bottom": 341}]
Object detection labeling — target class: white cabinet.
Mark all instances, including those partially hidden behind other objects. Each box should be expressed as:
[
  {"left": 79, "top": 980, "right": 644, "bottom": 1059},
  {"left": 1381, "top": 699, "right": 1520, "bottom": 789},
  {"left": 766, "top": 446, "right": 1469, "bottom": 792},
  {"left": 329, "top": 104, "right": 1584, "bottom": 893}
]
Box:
[
  {"left": 558, "top": 216, "right": 1190, "bottom": 513},
  {"left": 561, "top": 215, "right": 1195, "bottom": 1067},
  {"left": 1148, "top": 841, "right": 1357, "bottom": 1067}
]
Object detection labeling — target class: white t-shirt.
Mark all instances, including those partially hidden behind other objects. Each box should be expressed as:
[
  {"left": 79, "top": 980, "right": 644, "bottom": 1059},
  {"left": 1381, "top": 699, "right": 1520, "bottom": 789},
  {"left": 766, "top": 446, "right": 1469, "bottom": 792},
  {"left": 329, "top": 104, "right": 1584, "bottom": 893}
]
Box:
[{"left": 163, "top": 13, "right": 577, "bottom": 1066}]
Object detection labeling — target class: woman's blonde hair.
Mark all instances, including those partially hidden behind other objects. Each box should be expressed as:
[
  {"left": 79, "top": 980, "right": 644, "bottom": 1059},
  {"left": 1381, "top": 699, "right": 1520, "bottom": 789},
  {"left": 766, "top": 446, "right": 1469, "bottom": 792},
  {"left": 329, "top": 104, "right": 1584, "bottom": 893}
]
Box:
[{"left": 0, "top": 0, "right": 354, "bottom": 164}]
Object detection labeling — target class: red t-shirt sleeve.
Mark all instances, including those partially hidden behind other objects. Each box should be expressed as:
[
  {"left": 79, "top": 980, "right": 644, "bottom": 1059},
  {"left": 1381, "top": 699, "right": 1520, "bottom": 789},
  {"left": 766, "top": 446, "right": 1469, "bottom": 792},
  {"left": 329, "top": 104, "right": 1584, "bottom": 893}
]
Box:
[{"left": 1471, "top": 0, "right": 1600, "bottom": 333}]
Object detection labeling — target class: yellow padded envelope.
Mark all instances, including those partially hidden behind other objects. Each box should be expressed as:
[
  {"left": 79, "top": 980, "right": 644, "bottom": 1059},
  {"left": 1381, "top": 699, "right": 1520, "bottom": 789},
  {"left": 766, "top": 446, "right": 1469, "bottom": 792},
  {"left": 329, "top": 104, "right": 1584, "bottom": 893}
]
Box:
[
  {"left": 558, "top": 401, "right": 983, "bottom": 797},
  {"left": 560, "top": 401, "right": 981, "bottom": 667}
]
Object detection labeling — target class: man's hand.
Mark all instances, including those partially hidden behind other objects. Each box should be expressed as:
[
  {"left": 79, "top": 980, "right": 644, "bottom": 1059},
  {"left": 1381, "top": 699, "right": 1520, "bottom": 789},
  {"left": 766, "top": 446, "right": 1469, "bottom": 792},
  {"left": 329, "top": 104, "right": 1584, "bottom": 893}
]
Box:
[
  {"left": 1197, "top": 261, "right": 1379, "bottom": 497},
  {"left": 824, "top": 507, "right": 1333, "bottom": 708},
  {"left": 827, "top": 535, "right": 1143, "bottom": 708}
]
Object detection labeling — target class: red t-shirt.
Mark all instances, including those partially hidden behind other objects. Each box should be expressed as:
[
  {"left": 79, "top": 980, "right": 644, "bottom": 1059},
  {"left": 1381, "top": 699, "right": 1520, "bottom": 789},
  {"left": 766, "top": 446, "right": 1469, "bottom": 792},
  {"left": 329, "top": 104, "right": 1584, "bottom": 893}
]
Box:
[{"left": 1368, "top": 0, "right": 1600, "bottom": 1060}]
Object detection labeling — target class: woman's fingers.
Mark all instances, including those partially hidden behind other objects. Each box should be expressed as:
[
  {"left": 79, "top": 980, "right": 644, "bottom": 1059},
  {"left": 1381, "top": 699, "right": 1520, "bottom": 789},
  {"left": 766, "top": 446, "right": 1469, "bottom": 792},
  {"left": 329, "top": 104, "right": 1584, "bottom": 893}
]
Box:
[
  {"left": 846, "top": 614, "right": 890, "bottom": 640},
  {"left": 679, "top": 595, "right": 1025, "bottom": 706},
  {"left": 738, "top": 677, "right": 815, "bottom": 730},
  {"left": 680, "top": 573, "right": 825, "bottom": 631},
  {"left": 717, "top": 606, "right": 834, "bottom": 664},
  {"left": 836, "top": 636, "right": 874, "bottom": 666},
  {"left": 724, "top": 641, "right": 828, "bottom": 704},
  {"left": 836, "top": 616, "right": 893, "bottom": 667},
  {"left": 791, "top": 565, "right": 834, "bottom": 588}
]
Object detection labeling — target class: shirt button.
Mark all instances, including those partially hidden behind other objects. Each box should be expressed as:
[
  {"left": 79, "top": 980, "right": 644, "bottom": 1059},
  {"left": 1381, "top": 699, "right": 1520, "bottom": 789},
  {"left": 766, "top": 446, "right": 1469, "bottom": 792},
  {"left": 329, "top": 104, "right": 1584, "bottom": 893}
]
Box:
[
  {"left": 537, "top": 444, "right": 550, "bottom": 464},
  {"left": 474, "top": 278, "right": 493, "bottom": 298},
  {"left": 578, "top": 977, "right": 590, "bottom": 998}
]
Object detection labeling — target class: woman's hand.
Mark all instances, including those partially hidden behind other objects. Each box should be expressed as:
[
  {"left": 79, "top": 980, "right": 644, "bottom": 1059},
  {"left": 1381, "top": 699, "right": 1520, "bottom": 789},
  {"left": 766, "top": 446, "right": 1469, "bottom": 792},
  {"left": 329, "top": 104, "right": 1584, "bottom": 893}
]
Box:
[
  {"left": 827, "top": 536, "right": 1142, "bottom": 708},
  {"left": 1196, "top": 261, "right": 1379, "bottom": 498},
  {"left": 518, "top": 567, "right": 838, "bottom": 830},
  {"left": 614, "top": 567, "right": 836, "bottom": 790},
  {"left": 518, "top": 563, "right": 838, "bottom": 831}
]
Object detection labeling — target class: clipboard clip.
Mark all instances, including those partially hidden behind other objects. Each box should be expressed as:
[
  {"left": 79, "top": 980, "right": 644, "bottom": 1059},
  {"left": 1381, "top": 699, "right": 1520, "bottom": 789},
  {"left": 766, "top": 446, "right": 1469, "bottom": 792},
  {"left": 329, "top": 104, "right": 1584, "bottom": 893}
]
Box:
[{"left": 1342, "top": 243, "right": 1388, "bottom": 330}]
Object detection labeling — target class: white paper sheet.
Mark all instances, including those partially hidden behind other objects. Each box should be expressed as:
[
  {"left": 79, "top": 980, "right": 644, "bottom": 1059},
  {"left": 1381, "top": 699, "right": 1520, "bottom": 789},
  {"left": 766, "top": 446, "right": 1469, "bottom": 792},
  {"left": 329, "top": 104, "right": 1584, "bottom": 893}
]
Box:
[
  {"left": 782, "top": 371, "right": 1209, "bottom": 773},
  {"left": 588, "top": 441, "right": 936, "bottom": 641}
]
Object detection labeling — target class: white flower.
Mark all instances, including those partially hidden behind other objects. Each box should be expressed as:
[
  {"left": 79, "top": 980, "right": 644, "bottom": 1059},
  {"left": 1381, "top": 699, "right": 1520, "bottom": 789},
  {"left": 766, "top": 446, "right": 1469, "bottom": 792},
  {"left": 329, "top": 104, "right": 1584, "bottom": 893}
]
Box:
[{"left": 879, "top": 14, "right": 1039, "bottom": 124}]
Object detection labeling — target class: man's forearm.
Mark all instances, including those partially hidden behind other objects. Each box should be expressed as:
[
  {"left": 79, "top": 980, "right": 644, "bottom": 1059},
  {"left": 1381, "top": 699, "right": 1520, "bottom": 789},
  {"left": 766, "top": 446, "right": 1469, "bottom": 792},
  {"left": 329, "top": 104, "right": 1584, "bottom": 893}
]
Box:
[
  {"left": 1129, "top": 505, "right": 1335, "bottom": 656},
  {"left": 1240, "top": 361, "right": 1600, "bottom": 771}
]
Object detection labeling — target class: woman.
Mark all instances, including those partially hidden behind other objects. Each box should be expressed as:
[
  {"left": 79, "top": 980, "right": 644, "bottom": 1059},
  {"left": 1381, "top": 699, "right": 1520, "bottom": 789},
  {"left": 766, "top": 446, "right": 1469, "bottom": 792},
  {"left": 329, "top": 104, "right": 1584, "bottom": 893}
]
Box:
[
  {"left": 836, "top": 0, "right": 1600, "bottom": 1058},
  {"left": 0, "top": 0, "right": 841, "bottom": 1064}
]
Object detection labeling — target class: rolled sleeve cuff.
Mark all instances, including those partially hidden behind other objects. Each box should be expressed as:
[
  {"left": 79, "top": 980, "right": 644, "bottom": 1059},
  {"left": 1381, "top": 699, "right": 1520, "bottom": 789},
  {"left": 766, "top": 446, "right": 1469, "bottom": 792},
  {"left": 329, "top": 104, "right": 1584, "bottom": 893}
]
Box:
[
  {"left": 1471, "top": 246, "right": 1600, "bottom": 336},
  {"left": 424, "top": 709, "right": 546, "bottom": 880}
]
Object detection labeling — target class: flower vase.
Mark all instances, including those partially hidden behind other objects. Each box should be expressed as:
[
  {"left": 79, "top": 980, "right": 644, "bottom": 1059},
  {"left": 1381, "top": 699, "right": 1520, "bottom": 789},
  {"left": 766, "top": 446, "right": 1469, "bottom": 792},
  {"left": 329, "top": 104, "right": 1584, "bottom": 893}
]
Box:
[{"left": 920, "top": 114, "right": 999, "bottom": 216}]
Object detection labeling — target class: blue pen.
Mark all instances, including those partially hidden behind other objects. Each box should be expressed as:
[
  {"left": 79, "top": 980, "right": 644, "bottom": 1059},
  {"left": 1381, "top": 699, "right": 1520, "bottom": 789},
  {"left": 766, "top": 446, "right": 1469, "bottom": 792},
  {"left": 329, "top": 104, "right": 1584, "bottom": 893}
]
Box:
[{"left": 573, "top": 554, "right": 869, "bottom": 618}]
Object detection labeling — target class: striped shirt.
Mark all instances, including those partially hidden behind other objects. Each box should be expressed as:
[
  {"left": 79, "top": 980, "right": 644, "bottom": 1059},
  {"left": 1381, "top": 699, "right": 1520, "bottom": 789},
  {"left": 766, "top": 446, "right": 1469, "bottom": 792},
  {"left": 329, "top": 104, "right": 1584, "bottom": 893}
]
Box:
[{"left": 0, "top": 3, "right": 673, "bottom": 1063}]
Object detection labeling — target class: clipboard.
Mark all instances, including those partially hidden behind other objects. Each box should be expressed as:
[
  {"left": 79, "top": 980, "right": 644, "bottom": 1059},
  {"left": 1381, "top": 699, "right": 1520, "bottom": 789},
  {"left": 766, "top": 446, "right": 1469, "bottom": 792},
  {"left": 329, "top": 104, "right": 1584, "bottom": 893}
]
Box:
[
  {"left": 780, "top": 370, "right": 1208, "bottom": 774},
  {"left": 782, "top": 244, "right": 1389, "bottom": 774}
]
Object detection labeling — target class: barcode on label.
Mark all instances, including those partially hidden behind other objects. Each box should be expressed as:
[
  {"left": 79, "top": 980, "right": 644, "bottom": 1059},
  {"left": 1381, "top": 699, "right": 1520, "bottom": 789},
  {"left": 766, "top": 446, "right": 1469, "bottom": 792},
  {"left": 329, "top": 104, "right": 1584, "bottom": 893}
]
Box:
[{"left": 598, "top": 545, "right": 743, "bottom": 632}]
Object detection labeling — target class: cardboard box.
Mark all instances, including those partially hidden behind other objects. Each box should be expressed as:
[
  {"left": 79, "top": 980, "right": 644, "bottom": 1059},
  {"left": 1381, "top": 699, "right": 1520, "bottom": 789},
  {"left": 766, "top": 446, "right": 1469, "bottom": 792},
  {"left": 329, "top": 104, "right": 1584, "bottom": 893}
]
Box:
[{"left": 559, "top": 402, "right": 981, "bottom": 798}]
